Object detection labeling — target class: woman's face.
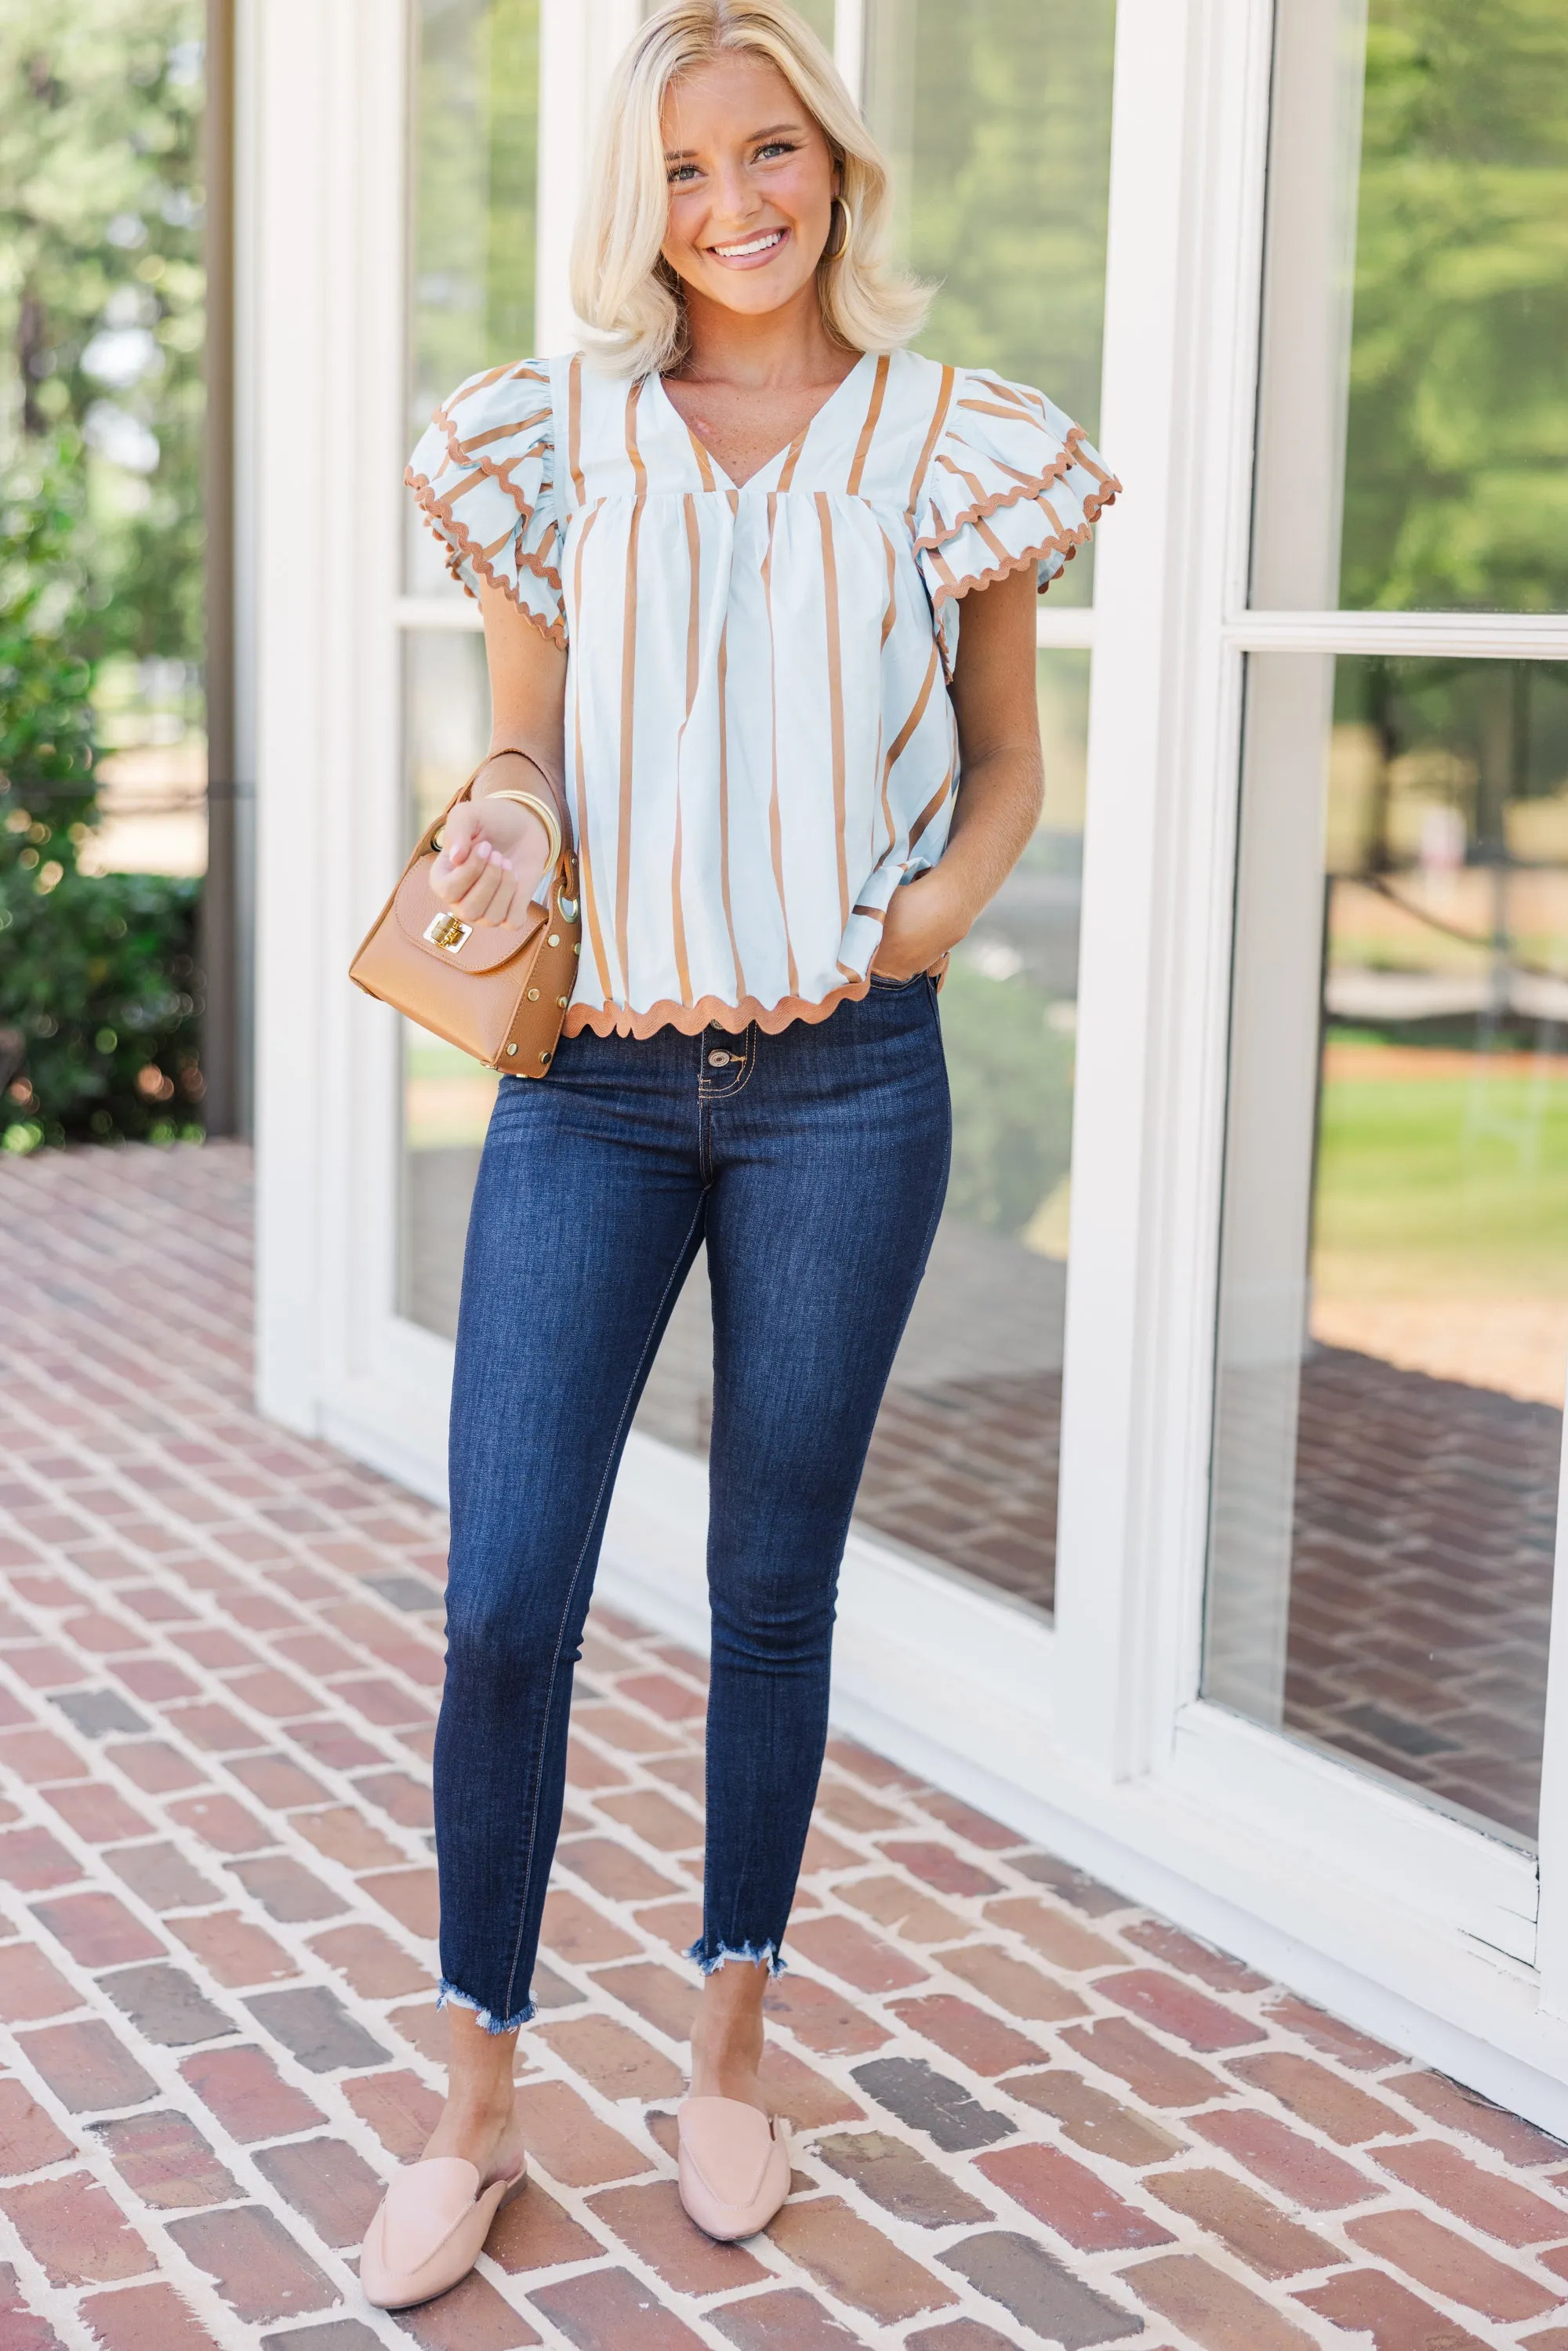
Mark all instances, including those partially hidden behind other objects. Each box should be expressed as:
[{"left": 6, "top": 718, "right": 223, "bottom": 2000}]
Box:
[{"left": 660, "top": 53, "right": 839, "bottom": 323}]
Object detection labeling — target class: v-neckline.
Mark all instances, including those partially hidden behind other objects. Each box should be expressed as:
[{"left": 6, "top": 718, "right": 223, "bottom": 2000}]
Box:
[{"left": 655, "top": 351, "right": 875, "bottom": 491}]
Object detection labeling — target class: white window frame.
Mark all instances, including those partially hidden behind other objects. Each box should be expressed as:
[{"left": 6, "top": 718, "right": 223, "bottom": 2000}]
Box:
[{"left": 245, "top": 0, "right": 1568, "bottom": 2132}]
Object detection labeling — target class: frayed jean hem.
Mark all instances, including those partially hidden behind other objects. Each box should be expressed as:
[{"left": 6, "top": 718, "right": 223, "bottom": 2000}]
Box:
[
  {"left": 437, "top": 1979, "right": 534, "bottom": 2033},
  {"left": 686, "top": 1936, "right": 786, "bottom": 1979}
]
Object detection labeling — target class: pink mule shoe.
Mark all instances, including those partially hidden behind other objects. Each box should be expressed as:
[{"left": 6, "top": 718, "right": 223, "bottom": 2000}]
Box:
[
  {"left": 360, "top": 2153, "right": 527, "bottom": 2309},
  {"left": 677, "top": 2095, "right": 791, "bottom": 2240}
]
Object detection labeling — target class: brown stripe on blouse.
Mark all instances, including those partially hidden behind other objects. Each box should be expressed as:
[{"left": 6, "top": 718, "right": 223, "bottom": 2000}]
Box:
[
  {"left": 615, "top": 492, "right": 646, "bottom": 998},
  {"left": 686, "top": 424, "right": 717, "bottom": 492},
  {"left": 715, "top": 617, "right": 746, "bottom": 1001},
  {"left": 775, "top": 424, "right": 809, "bottom": 493},
  {"left": 909, "top": 759, "right": 955, "bottom": 850},
  {"left": 884, "top": 640, "right": 942, "bottom": 782},
  {"left": 845, "top": 353, "right": 891, "bottom": 496},
  {"left": 457, "top": 411, "right": 550, "bottom": 454},
  {"left": 670, "top": 495, "right": 702, "bottom": 1007},
  {"left": 877, "top": 524, "right": 899, "bottom": 648},
  {"left": 851, "top": 902, "right": 887, "bottom": 924},
  {"left": 570, "top": 502, "right": 612, "bottom": 998},
  {"left": 815, "top": 492, "right": 850, "bottom": 932},
  {"left": 568, "top": 354, "right": 585, "bottom": 506},
  {"left": 906, "top": 363, "right": 956, "bottom": 520},
  {"left": 625, "top": 378, "right": 648, "bottom": 498},
  {"left": 761, "top": 492, "right": 800, "bottom": 998}
]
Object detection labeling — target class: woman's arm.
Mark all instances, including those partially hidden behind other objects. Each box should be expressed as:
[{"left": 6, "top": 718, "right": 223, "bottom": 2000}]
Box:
[
  {"left": 873, "top": 561, "right": 1044, "bottom": 979},
  {"left": 430, "top": 579, "right": 569, "bottom": 931}
]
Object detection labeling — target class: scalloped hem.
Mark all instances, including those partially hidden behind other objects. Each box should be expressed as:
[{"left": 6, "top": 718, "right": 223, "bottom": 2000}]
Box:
[
  {"left": 563, "top": 971, "right": 885, "bottom": 1041},
  {"left": 927, "top": 478, "right": 1121, "bottom": 614},
  {"left": 687, "top": 1936, "right": 787, "bottom": 1979},
  {"left": 437, "top": 1980, "right": 534, "bottom": 2034},
  {"left": 913, "top": 426, "right": 1098, "bottom": 553},
  {"left": 405, "top": 469, "right": 568, "bottom": 651}
]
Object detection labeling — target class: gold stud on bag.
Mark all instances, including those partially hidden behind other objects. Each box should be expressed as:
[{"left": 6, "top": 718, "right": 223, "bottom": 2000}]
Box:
[{"left": 349, "top": 760, "right": 582, "bottom": 1076}]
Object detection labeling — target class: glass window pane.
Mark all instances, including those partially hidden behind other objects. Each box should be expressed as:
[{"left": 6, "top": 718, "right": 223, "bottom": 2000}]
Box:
[
  {"left": 398, "top": 629, "right": 495, "bottom": 1337},
  {"left": 1207, "top": 652, "right": 1568, "bottom": 1843},
  {"left": 406, "top": 0, "right": 540, "bottom": 597},
  {"left": 1253, "top": 0, "right": 1568, "bottom": 615},
  {"left": 637, "top": 651, "right": 1091, "bottom": 1614},
  {"left": 864, "top": 0, "right": 1117, "bottom": 608}
]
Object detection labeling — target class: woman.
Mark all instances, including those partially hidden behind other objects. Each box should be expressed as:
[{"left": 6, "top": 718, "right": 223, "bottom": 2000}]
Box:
[{"left": 361, "top": 0, "right": 1115, "bottom": 2308}]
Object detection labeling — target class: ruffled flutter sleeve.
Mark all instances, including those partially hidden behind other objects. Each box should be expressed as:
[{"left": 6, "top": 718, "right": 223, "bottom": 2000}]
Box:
[
  {"left": 914, "top": 372, "right": 1119, "bottom": 669},
  {"left": 405, "top": 361, "right": 564, "bottom": 646}
]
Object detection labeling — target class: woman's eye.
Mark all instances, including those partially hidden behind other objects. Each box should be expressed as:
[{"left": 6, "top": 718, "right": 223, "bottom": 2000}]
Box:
[
  {"left": 754, "top": 140, "right": 797, "bottom": 161},
  {"left": 667, "top": 163, "right": 700, "bottom": 184}
]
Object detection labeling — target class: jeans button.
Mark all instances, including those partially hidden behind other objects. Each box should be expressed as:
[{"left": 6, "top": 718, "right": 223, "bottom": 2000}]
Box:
[{"left": 707, "top": 1050, "right": 731, "bottom": 1067}]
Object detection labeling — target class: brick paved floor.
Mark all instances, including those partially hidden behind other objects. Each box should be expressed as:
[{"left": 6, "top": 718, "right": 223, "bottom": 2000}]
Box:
[{"left": 3, "top": 1144, "right": 1568, "bottom": 2351}]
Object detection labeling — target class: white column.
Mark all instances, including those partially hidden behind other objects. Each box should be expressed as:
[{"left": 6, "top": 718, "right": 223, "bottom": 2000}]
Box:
[
  {"left": 536, "top": 0, "right": 644, "bottom": 351},
  {"left": 835, "top": 0, "right": 866, "bottom": 106}
]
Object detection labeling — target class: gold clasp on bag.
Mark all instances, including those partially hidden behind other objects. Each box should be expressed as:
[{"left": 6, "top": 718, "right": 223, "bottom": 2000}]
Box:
[{"left": 423, "top": 911, "right": 472, "bottom": 953}]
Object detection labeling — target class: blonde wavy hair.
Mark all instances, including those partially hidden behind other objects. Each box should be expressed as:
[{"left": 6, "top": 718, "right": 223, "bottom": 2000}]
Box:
[{"left": 572, "top": 0, "right": 928, "bottom": 378}]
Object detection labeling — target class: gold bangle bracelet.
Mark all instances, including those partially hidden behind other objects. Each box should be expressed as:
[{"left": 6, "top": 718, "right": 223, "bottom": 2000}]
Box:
[{"left": 485, "top": 788, "right": 563, "bottom": 874}]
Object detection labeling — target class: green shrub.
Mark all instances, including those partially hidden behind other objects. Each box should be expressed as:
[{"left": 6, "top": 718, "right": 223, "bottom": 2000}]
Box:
[{"left": 0, "top": 441, "right": 202, "bottom": 1150}]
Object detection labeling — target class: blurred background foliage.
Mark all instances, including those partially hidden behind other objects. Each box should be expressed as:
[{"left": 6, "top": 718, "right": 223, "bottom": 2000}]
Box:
[{"left": 0, "top": 1, "right": 205, "bottom": 1148}]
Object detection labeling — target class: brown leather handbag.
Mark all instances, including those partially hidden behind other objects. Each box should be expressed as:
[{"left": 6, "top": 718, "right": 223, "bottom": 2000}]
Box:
[{"left": 349, "top": 765, "right": 581, "bottom": 1075}]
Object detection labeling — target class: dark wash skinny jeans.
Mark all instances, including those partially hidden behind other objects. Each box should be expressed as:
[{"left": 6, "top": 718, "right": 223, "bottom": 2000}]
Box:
[{"left": 435, "top": 974, "right": 951, "bottom": 2028}]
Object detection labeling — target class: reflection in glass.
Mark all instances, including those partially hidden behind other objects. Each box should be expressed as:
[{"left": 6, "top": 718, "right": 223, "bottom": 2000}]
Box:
[
  {"left": 637, "top": 655, "right": 1092, "bottom": 1614},
  {"left": 1207, "top": 655, "right": 1568, "bottom": 1842},
  {"left": 398, "top": 630, "right": 496, "bottom": 1336},
  {"left": 1253, "top": 0, "right": 1568, "bottom": 614},
  {"left": 862, "top": 0, "right": 1117, "bottom": 608},
  {"left": 406, "top": 0, "right": 540, "bottom": 597}
]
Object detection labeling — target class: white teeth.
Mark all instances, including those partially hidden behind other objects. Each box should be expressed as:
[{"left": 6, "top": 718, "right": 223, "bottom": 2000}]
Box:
[{"left": 714, "top": 230, "right": 783, "bottom": 258}]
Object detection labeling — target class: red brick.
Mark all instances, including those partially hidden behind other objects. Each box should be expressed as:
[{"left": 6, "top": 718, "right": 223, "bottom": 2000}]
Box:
[
  {"left": 764, "top": 1973, "right": 891, "bottom": 2057},
  {"left": 758, "top": 2041, "right": 866, "bottom": 2128},
  {"left": 788, "top": 1914, "right": 927, "bottom": 1994},
  {"left": 393, "top": 2266, "right": 540, "bottom": 2348},
  {"left": 165, "top": 1794, "right": 269, "bottom": 1855},
  {"left": 329, "top": 1675, "right": 434, "bottom": 1727},
  {"left": 1263, "top": 1991, "right": 1402, "bottom": 2070},
  {"left": 917, "top": 1790, "right": 1023, "bottom": 1852},
  {"left": 253, "top": 2135, "right": 386, "bottom": 2246},
  {"left": 93, "top": 2110, "right": 239, "bottom": 2210},
  {"left": 540, "top": 1887, "right": 639, "bottom": 1967},
  {"left": 0, "top": 1828, "right": 82, "bottom": 1892},
  {"left": 814, "top": 1780, "right": 902, "bottom": 1834},
  {"left": 1192, "top": 2106, "right": 1379, "bottom": 2209},
  {"left": 556, "top": 1835, "right": 680, "bottom": 1903},
  {"left": 587, "top": 2177, "right": 763, "bottom": 2291},
  {"left": 78, "top": 2279, "right": 227, "bottom": 2351},
  {"left": 0, "top": 1730, "right": 89, "bottom": 1783},
  {"left": 615, "top": 1671, "right": 706, "bottom": 1722},
  {"left": 1386, "top": 2070, "right": 1568, "bottom": 2166},
  {"left": 595, "top": 1961, "right": 699, "bottom": 2043},
  {"left": 0, "top": 1942, "right": 78, "bottom": 2023},
  {"left": 30, "top": 1893, "right": 162, "bottom": 1970},
  {"left": 1230, "top": 2049, "right": 1413, "bottom": 2144},
  {"left": 103, "top": 1843, "right": 220, "bottom": 1914},
  {"left": 309, "top": 1921, "right": 430, "bottom": 1998},
  {"left": 66, "top": 1614, "right": 147, "bottom": 1656},
  {"left": 512, "top": 2077, "right": 652, "bottom": 2186},
  {"left": 1121, "top": 1918, "right": 1269, "bottom": 1994},
  {"left": 1131, "top": 2251, "right": 1319, "bottom": 2350},
  {"left": 223, "top": 1667, "right": 316, "bottom": 1719},
  {"left": 1347, "top": 2208, "right": 1559, "bottom": 2321},
  {"left": 1060, "top": 2015, "right": 1229, "bottom": 2107},
  {"left": 594, "top": 1789, "right": 703, "bottom": 1852},
  {"left": 170, "top": 1628, "right": 252, "bottom": 1671},
  {"left": 179, "top": 2044, "right": 325, "bottom": 2142},
  {"left": 825, "top": 1735, "right": 924, "bottom": 1790},
  {"left": 708, "top": 2286, "right": 867, "bottom": 2349},
  {"left": 361, "top": 1867, "right": 439, "bottom": 1938},
  {"left": 878, "top": 1840, "right": 1001, "bottom": 1899},
  {"left": 42, "top": 1785, "right": 152, "bottom": 1845},
  {"left": 160, "top": 1703, "right": 263, "bottom": 1754},
  {"left": 114, "top": 1660, "right": 198, "bottom": 1703},
  {"left": 227, "top": 1852, "right": 342, "bottom": 1922},
  {"left": 938, "top": 1943, "right": 1086, "bottom": 2024},
  {"left": 226, "top": 1752, "right": 329, "bottom": 1811},
  {"left": 889, "top": 1993, "right": 1044, "bottom": 2077},
  {"left": 1, "top": 2173, "right": 153, "bottom": 2285},
  {"left": 168, "top": 1911, "right": 297, "bottom": 1986},
  {"left": 538, "top": 2013, "right": 683, "bottom": 2102},
  {"left": 1147, "top": 2166, "right": 1341, "bottom": 2277},
  {"left": 353, "top": 1770, "right": 434, "bottom": 1829},
  {"left": 17, "top": 2020, "right": 158, "bottom": 2113},
  {"left": 485, "top": 2177, "right": 604, "bottom": 2273},
  {"left": 982, "top": 1896, "right": 1122, "bottom": 1972},
  {"left": 343, "top": 2069, "right": 443, "bottom": 2161},
  {"left": 1296, "top": 2269, "right": 1494, "bottom": 2349},
  {"left": 0, "top": 2078, "right": 76, "bottom": 2175},
  {"left": 768, "top": 2194, "right": 959, "bottom": 2322},
  {"left": 1007, "top": 2070, "right": 1185, "bottom": 2166},
  {"left": 975, "top": 2142, "right": 1174, "bottom": 2250},
  {"left": 529, "top": 2266, "right": 704, "bottom": 2349},
  {"left": 167, "top": 2204, "right": 336, "bottom": 2324},
  {"left": 842, "top": 1875, "right": 966, "bottom": 1945},
  {"left": 1375, "top": 2140, "right": 1568, "bottom": 2246},
  {"left": 1098, "top": 1968, "right": 1264, "bottom": 2053},
  {"left": 106, "top": 1743, "right": 206, "bottom": 1794},
  {"left": 7, "top": 1646, "right": 89, "bottom": 1689}
]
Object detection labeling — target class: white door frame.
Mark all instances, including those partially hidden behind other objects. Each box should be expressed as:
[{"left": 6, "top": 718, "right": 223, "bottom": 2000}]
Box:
[{"left": 246, "top": 0, "right": 1568, "bottom": 2129}]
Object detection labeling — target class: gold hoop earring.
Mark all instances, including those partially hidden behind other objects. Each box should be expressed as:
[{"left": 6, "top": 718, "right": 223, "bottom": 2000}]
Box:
[{"left": 826, "top": 193, "right": 854, "bottom": 262}]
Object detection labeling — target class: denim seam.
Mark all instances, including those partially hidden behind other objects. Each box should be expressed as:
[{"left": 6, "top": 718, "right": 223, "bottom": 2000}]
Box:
[
  {"left": 698, "top": 1021, "right": 757, "bottom": 1108},
  {"left": 495, "top": 1195, "right": 709, "bottom": 2023}
]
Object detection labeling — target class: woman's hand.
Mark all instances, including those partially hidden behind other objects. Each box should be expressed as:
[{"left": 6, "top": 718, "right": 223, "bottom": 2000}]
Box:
[
  {"left": 429, "top": 789, "right": 552, "bottom": 932},
  {"left": 871, "top": 867, "right": 971, "bottom": 981}
]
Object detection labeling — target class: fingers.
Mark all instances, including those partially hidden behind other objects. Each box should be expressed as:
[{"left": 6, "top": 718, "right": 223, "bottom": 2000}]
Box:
[{"left": 438, "top": 840, "right": 535, "bottom": 929}]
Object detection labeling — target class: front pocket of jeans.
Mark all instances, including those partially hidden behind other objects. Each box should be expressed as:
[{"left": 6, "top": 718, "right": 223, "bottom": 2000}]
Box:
[{"left": 868, "top": 971, "right": 924, "bottom": 992}]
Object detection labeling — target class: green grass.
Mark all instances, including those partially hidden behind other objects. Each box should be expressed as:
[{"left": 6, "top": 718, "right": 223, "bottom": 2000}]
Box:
[{"left": 1315, "top": 1072, "right": 1568, "bottom": 1293}]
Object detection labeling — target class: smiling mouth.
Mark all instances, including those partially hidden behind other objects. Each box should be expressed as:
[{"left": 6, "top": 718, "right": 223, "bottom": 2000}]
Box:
[{"left": 710, "top": 227, "right": 786, "bottom": 260}]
